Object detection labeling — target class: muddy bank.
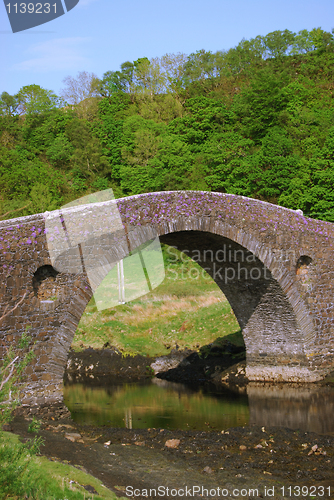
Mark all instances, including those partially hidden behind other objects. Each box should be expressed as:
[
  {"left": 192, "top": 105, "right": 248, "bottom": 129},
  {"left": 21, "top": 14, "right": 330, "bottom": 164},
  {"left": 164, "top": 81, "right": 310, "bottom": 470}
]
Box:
[
  {"left": 65, "top": 346, "right": 156, "bottom": 384},
  {"left": 7, "top": 403, "right": 334, "bottom": 500},
  {"left": 65, "top": 338, "right": 246, "bottom": 386}
]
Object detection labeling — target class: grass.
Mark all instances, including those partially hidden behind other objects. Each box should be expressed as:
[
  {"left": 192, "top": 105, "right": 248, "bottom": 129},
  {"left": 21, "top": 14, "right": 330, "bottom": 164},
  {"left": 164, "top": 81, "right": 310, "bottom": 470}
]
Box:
[
  {"left": 0, "top": 431, "right": 126, "bottom": 500},
  {"left": 73, "top": 245, "right": 240, "bottom": 357}
]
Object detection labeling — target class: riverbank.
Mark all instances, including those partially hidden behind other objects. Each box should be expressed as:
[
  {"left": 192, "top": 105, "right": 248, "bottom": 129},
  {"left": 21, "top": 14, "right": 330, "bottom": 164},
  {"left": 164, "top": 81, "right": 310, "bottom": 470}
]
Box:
[
  {"left": 3, "top": 346, "right": 333, "bottom": 499},
  {"left": 65, "top": 332, "right": 246, "bottom": 386},
  {"left": 7, "top": 401, "right": 334, "bottom": 500}
]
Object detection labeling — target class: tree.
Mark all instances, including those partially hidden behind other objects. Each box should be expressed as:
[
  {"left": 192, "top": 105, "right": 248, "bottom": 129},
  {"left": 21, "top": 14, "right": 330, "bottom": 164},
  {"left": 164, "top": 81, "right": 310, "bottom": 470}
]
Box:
[
  {"left": 121, "top": 115, "right": 165, "bottom": 168},
  {"left": 65, "top": 118, "right": 110, "bottom": 190},
  {"left": 262, "top": 30, "right": 295, "bottom": 59},
  {"left": 131, "top": 57, "right": 166, "bottom": 96},
  {"left": 60, "top": 71, "right": 101, "bottom": 120},
  {"left": 183, "top": 50, "right": 217, "bottom": 84},
  {"left": 46, "top": 134, "right": 74, "bottom": 167},
  {"left": 0, "top": 92, "right": 19, "bottom": 117},
  {"left": 16, "top": 85, "right": 61, "bottom": 115},
  {"left": 137, "top": 94, "right": 184, "bottom": 123},
  {"left": 60, "top": 71, "right": 100, "bottom": 105},
  {"left": 201, "top": 132, "right": 254, "bottom": 195},
  {"left": 252, "top": 128, "right": 300, "bottom": 203},
  {"left": 160, "top": 52, "right": 188, "bottom": 94},
  {"left": 233, "top": 65, "right": 290, "bottom": 141},
  {"left": 99, "top": 62, "right": 135, "bottom": 96},
  {"left": 309, "top": 27, "right": 334, "bottom": 53},
  {"left": 92, "top": 92, "right": 131, "bottom": 184},
  {"left": 290, "top": 29, "right": 315, "bottom": 55}
]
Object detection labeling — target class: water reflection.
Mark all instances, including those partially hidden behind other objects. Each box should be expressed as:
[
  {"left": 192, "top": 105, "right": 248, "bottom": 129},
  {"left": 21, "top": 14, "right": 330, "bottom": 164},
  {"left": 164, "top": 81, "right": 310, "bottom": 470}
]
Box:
[
  {"left": 64, "top": 378, "right": 334, "bottom": 434},
  {"left": 247, "top": 383, "right": 334, "bottom": 434},
  {"left": 64, "top": 378, "right": 249, "bottom": 431}
]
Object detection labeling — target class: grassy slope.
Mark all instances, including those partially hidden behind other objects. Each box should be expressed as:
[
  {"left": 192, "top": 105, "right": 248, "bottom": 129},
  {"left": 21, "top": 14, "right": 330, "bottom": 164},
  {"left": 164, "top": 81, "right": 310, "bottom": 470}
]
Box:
[
  {"left": 0, "top": 431, "right": 126, "bottom": 500},
  {"left": 72, "top": 246, "right": 240, "bottom": 357}
]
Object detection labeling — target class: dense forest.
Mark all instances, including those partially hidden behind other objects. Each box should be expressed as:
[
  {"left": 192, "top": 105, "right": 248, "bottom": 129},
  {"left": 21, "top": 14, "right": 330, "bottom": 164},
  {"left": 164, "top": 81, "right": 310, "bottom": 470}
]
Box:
[{"left": 1, "top": 27, "right": 334, "bottom": 222}]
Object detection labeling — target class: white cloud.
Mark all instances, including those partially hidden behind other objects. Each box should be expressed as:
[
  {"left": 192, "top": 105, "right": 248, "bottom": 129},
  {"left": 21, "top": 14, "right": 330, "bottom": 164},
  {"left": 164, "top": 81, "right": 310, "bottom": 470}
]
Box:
[{"left": 11, "top": 37, "right": 91, "bottom": 72}]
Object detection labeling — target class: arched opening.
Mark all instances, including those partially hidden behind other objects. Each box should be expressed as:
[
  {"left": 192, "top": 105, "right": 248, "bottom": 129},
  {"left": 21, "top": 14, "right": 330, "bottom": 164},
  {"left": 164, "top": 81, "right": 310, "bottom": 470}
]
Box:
[
  {"left": 65, "top": 239, "right": 244, "bottom": 371},
  {"left": 64, "top": 238, "right": 249, "bottom": 429},
  {"left": 32, "top": 265, "right": 59, "bottom": 300},
  {"left": 62, "top": 230, "right": 306, "bottom": 428},
  {"left": 159, "top": 231, "right": 306, "bottom": 377}
]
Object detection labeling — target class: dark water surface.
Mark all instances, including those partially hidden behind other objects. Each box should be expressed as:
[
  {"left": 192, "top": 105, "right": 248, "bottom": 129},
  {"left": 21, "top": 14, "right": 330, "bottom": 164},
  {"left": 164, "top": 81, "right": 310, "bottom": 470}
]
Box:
[
  {"left": 64, "top": 378, "right": 249, "bottom": 430},
  {"left": 64, "top": 378, "right": 334, "bottom": 434}
]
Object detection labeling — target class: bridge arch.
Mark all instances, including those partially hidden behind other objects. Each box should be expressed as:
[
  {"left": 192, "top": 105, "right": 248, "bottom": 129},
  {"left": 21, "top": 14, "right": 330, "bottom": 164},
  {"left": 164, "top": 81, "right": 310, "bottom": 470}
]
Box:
[
  {"left": 159, "top": 229, "right": 313, "bottom": 383},
  {"left": 1, "top": 190, "right": 334, "bottom": 404}
]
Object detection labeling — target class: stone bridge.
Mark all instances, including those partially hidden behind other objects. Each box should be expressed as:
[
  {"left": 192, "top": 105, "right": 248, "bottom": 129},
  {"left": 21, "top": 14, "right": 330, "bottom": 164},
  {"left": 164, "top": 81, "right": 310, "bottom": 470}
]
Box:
[{"left": 0, "top": 191, "right": 334, "bottom": 404}]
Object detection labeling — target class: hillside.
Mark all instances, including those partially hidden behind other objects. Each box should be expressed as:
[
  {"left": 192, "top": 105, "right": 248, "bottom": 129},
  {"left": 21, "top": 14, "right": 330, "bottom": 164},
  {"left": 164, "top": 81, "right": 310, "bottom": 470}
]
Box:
[{"left": 1, "top": 27, "right": 334, "bottom": 222}]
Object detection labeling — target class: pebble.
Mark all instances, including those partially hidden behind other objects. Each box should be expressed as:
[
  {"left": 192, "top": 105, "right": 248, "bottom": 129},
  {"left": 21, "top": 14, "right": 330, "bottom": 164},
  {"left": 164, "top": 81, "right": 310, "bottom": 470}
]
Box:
[
  {"left": 165, "top": 439, "right": 180, "bottom": 448},
  {"left": 203, "top": 466, "right": 213, "bottom": 474},
  {"left": 64, "top": 432, "right": 82, "bottom": 442}
]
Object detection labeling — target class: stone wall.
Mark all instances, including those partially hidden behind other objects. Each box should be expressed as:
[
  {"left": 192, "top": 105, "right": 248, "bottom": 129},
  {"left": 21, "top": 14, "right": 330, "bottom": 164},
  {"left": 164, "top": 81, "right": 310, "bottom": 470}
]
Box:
[{"left": 1, "top": 191, "right": 334, "bottom": 402}]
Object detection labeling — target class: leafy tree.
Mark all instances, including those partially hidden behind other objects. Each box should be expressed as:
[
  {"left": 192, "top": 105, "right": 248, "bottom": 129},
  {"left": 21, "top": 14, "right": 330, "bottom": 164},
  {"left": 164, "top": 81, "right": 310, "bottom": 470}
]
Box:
[
  {"left": 160, "top": 52, "right": 188, "bottom": 95},
  {"left": 136, "top": 93, "right": 184, "bottom": 123},
  {"left": 99, "top": 62, "right": 135, "bottom": 96},
  {"left": 168, "top": 96, "right": 235, "bottom": 147},
  {"left": 46, "top": 134, "right": 74, "bottom": 167},
  {"left": 201, "top": 132, "right": 254, "bottom": 195},
  {"left": 262, "top": 29, "right": 295, "bottom": 59},
  {"left": 66, "top": 118, "right": 110, "bottom": 191},
  {"left": 183, "top": 50, "right": 217, "bottom": 84},
  {"left": 233, "top": 65, "right": 290, "bottom": 140},
  {"left": 16, "top": 85, "right": 61, "bottom": 115},
  {"left": 131, "top": 57, "right": 166, "bottom": 96},
  {"left": 248, "top": 127, "right": 301, "bottom": 203},
  {"left": 0, "top": 92, "right": 19, "bottom": 116},
  {"left": 121, "top": 115, "right": 165, "bottom": 168},
  {"left": 92, "top": 92, "right": 131, "bottom": 184},
  {"left": 309, "top": 27, "right": 334, "bottom": 53}
]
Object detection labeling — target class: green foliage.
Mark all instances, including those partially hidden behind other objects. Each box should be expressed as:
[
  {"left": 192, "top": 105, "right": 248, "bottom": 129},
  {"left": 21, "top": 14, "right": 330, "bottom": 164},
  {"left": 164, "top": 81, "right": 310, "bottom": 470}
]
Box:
[
  {"left": 0, "top": 92, "right": 19, "bottom": 117},
  {"left": 0, "top": 331, "right": 36, "bottom": 425},
  {"left": 0, "top": 432, "right": 120, "bottom": 499},
  {"left": 0, "top": 436, "right": 44, "bottom": 498},
  {"left": 17, "top": 84, "right": 62, "bottom": 115},
  {"left": 46, "top": 134, "right": 74, "bottom": 166},
  {"left": 28, "top": 416, "right": 42, "bottom": 434}
]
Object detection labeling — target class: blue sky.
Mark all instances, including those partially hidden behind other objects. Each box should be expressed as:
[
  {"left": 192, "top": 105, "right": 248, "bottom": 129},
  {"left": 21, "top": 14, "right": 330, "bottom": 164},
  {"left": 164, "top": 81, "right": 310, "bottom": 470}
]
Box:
[{"left": 1, "top": 0, "right": 334, "bottom": 96}]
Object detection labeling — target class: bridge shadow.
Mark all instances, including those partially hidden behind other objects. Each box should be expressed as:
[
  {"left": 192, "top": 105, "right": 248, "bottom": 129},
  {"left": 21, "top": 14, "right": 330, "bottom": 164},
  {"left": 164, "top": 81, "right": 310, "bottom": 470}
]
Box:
[
  {"left": 160, "top": 231, "right": 271, "bottom": 331},
  {"left": 155, "top": 330, "right": 246, "bottom": 386}
]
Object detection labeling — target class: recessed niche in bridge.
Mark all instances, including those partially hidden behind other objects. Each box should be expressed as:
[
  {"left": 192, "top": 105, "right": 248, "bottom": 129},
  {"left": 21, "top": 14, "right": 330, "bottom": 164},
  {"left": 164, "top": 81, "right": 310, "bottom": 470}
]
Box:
[
  {"left": 32, "top": 265, "right": 60, "bottom": 301},
  {"left": 296, "top": 256, "right": 314, "bottom": 291},
  {"left": 296, "top": 256, "right": 313, "bottom": 276}
]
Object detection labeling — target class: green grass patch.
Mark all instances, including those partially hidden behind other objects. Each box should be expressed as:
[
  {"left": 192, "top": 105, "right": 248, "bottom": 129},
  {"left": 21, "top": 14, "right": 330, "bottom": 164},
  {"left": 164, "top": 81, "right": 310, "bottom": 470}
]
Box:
[
  {"left": 0, "top": 431, "right": 125, "bottom": 500},
  {"left": 73, "top": 245, "right": 240, "bottom": 357}
]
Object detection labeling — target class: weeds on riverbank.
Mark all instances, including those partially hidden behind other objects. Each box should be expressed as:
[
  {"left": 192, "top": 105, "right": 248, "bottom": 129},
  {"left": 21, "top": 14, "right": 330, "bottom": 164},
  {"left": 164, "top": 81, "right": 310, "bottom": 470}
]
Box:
[
  {"left": 0, "top": 302, "right": 123, "bottom": 500},
  {"left": 73, "top": 245, "right": 240, "bottom": 357},
  {"left": 0, "top": 432, "right": 124, "bottom": 500}
]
